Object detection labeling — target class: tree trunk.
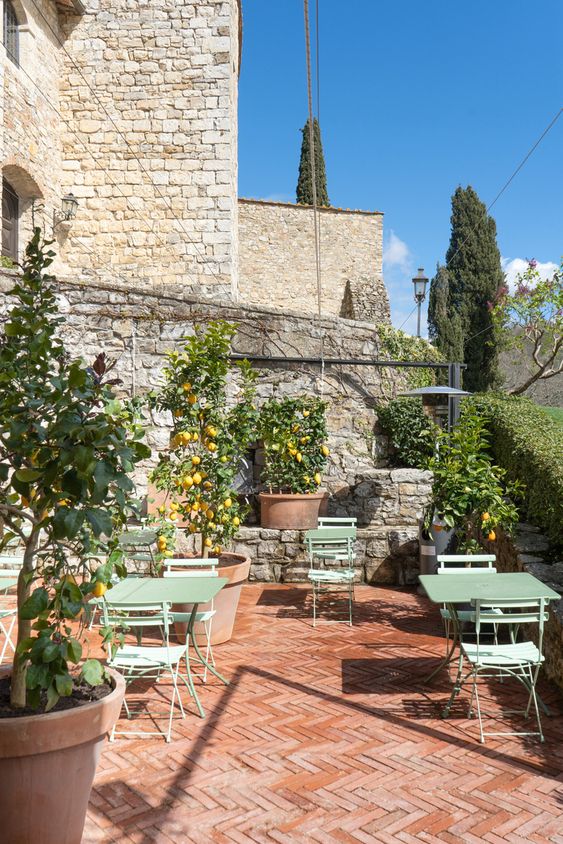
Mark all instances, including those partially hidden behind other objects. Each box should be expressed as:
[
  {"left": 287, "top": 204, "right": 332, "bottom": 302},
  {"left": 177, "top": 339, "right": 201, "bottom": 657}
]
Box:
[{"left": 10, "top": 531, "right": 38, "bottom": 709}]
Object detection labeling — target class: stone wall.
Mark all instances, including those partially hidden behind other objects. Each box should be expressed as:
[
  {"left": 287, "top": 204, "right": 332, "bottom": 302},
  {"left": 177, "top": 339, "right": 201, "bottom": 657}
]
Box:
[
  {"left": 238, "top": 199, "right": 389, "bottom": 322},
  {"left": 491, "top": 526, "right": 563, "bottom": 692},
  {"left": 1, "top": 0, "right": 64, "bottom": 258},
  {"left": 57, "top": 0, "right": 240, "bottom": 296}
]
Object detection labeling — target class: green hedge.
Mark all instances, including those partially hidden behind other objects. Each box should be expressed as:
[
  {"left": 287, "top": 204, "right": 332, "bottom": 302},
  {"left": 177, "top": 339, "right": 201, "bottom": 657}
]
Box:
[
  {"left": 472, "top": 394, "right": 563, "bottom": 547},
  {"left": 377, "top": 398, "right": 436, "bottom": 469}
]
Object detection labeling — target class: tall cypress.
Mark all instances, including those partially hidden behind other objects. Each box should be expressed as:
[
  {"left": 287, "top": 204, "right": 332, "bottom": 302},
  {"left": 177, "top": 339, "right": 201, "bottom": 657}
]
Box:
[
  {"left": 428, "top": 264, "right": 464, "bottom": 363},
  {"left": 296, "top": 118, "right": 330, "bottom": 206},
  {"left": 431, "top": 186, "right": 503, "bottom": 391}
]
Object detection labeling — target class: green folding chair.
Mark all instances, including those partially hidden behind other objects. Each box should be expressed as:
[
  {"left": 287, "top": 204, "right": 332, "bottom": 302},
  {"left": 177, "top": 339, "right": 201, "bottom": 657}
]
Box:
[
  {"left": 306, "top": 527, "right": 356, "bottom": 626},
  {"left": 436, "top": 555, "right": 499, "bottom": 658},
  {"left": 444, "top": 597, "right": 548, "bottom": 743},
  {"left": 0, "top": 554, "right": 23, "bottom": 664},
  {"left": 102, "top": 600, "right": 189, "bottom": 742},
  {"left": 318, "top": 516, "right": 357, "bottom": 531},
  {"left": 118, "top": 529, "right": 158, "bottom": 576}
]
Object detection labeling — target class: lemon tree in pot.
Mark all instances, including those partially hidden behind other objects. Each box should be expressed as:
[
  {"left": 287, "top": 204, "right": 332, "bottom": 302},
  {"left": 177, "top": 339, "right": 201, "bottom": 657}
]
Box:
[
  {"left": 258, "top": 396, "right": 329, "bottom": 529},
  {"left": 149, "top": 320, "right": 258, "bottom": 643},
  {"left": 0, "top": 231, "right": 150, "bottom": 844}
]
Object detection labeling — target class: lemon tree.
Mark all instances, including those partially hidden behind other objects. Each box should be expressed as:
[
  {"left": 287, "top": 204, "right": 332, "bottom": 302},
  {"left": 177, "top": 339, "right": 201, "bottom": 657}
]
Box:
[
  {"left": 259, "top": 397, "right": 329, "bottom": 493},
  {"left": 150, "top": 321, "right": 257, "bottom": 557},
  {"left": 0, "top": 231, "right": 150, "bottom": 710}
]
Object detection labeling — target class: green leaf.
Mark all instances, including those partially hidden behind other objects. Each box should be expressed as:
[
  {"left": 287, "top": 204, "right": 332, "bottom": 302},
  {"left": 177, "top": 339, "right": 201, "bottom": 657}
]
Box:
[
  {"left": 20, "top": 587, "right": 49, "bottom": 620},
  {"left": 63, "top": 508, "right": 85, "bottom": 538},
  {"left": 67, "top": 638, "right": 82, "bottom": 664},
  {"left": 42, "top": 641, "right": 61, "bottom": 663},
  {"left": 55, "top": 673, "right": 73, "bottom": 697},
  {"left": 45, "top": 683, "right": 60, "bottom": 712},
  {"left": 81, "top": 658, "right": 104, "bottom": 686},
  {"left": 85, "top": 508, "right": 113, "bottom": 537},
  {"left": 15, "top": 468, "right": 42, "bottom": 482}
]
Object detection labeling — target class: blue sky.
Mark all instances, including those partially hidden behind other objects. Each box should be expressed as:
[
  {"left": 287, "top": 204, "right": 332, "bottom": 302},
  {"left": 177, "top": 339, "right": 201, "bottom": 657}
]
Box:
[{"left": 237, "top": 1, "right": 563, "bottom": 336}]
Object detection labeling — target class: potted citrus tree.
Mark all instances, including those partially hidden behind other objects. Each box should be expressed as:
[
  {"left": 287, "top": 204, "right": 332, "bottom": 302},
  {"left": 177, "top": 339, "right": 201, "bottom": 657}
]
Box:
[
  {"left": 0, "top": 231, "right": 150, "bottom": 843},
  {"left": 258, "top": 396, "right": 329, "bottom": 529},
  {"left": 149, "top": 320, "right": 257, "bottom": 643}
]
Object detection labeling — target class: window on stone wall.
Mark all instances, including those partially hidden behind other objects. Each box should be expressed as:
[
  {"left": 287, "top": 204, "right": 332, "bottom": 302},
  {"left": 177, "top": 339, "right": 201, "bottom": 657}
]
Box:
[
  {"left": 1, "top": 179, "right": 19, "bottom": 261},
  {"left": 3, "top": 0, "right": 19, "bottom": 66}
]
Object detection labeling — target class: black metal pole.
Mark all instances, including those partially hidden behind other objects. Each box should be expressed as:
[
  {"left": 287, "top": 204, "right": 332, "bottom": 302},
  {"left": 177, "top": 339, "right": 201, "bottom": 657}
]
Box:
[
  {"left": 230, "top": 354, "right": 464, "bottom": 370},
  {"left": 448, "top": 362, "right": 462, "bottom": 431}
]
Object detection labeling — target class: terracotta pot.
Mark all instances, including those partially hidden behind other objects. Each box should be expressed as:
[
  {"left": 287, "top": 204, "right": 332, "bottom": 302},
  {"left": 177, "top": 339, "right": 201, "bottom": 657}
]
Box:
[
  {"left": 259, "top": 491, "right": 328, "bottom": 530},
  {"left": 0, "top": 667, "right": 125, "bottom": 844},
  {"left": 170, "top": 552, "right": 251, "bottom": 645}
]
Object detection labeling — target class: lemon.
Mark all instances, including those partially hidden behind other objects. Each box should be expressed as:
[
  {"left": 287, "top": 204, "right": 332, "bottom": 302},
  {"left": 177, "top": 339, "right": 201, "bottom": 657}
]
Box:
[
  {"left": 214, "top": 545, "right": 222, "bottom": 554},
  {"left": 207, "top": 442, "right": 217, "bottom": 452},
  {"left": 206, "top": 509, "right": 215, "bottom": 520},
  {"left": 182, "top": 382, "right": 192, "bottom": 392},
  {"left": 221, "top": 514, "right": 230, "bottom": 524},
  {"left": 191, "top": 455, "right": 201, "bottom": 466},
  {"left": 170, "top": 502, "right": 179, "bottom": 511},
  {"left": 314, "top": 472, "right": 321, "bottom": 485},
  {"left": 223, "top": 497, "right": 232, "bottom": 508},
  {"left": 173, "top": 409, "right": 182, "bottom": 418},
  {"left": 205, "top": 425, "right": 217, "bottom": 438},
  {"left": 232, "top": 516, "right": 240, "bottom": 527},
  {"left": 188, "top": 394, "right": 198, "bottom": 405},
  {"left": 192, "top": 432, "right": 199, "bottom": 441},
  {"left": 189, "top": 523, "right": 197, "bottom": 533},
  {"left": 303, "top": 410, "right": 310, "bottom": 417},
  {"left": 182, "top": 475, "right": 194, "bottom": 488},
  {"left": 204, "top": 537, "right": 213, "bottom": 548},
  {"left": 296, "top": 452, "right": 302, "bottom": 462},
  {"left": 191, "top": 500, "right": 200, "bottom": 511},
  {"left": 169, "top": 512, "right": 178, "bottom": 521},
  {"left": 488, "top": 530, "right": 496, "bottom": 541},
  {"left": 208, "top": 521, "right": 216, "bottom": 530},
  {"left": 321, "top": 445, "right": 330, "bottom": 457},
  {"left": 93, "top": 582, "right": 107, "bottom": 598},
  {"left": 482, "top": 512, "right": 490, "bottom": 521},
  {"left": 158, "top": 505, "right": 166, "bottom": 514},
  {"left": 164, "top": 550, "right": 174, "bottom": 558},
  {"left": 203, "top": 481, "right": 213, "bottom": 490},
  {"left": 220, "top": 455, "right": 228, "bottom": 463},
  {"left": 157, "top": 537, "right": 167, "bottom": 550}
]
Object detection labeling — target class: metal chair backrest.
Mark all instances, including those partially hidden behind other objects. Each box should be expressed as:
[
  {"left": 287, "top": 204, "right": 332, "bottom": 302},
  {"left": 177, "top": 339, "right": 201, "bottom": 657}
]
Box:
[
  {"left": 472, "top": 598, "right": 547, "bottom": 661},
  {"left": 306, "top": 531, "right": 354, "bottom": 567},
  {"left": 437, "top": 554, "right": 496, "bottom": 573},
  {"left": 162, "top": 557, "right": 219, "bottom": 576},
  {"left": 318, "top": 516, "right": 357, "bottom": 533},
  {"left": 102, "top": 600, "right": 173, "bottom": 657}
]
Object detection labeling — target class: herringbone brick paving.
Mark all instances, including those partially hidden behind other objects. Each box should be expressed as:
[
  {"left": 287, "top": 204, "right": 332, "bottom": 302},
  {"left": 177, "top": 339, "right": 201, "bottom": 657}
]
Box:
[{"left": 83, "top": 585, "right": 563, "bottom": 843}]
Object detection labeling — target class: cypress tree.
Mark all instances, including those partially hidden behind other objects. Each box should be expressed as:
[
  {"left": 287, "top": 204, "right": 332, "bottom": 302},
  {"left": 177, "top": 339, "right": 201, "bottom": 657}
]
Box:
[
  {"left": 296, "top": 118, "right": 330, "bottom": 206},
  {"left": 428, "top": 264, "right": 464, "bottom": 363},
  {"left": 433, "top": 186, "right": 504, "bottom": 392}
]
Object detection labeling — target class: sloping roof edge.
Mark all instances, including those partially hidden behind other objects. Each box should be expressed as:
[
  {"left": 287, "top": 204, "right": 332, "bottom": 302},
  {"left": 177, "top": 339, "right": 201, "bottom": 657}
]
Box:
[{"left": 239, "top": 198, "right": 384, "bottom": 217}]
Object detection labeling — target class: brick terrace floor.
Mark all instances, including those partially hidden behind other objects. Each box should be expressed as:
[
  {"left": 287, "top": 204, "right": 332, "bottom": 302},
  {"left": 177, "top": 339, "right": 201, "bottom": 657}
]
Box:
[{"left": 84, "top": 584, "right": 563, "bottom": 843}]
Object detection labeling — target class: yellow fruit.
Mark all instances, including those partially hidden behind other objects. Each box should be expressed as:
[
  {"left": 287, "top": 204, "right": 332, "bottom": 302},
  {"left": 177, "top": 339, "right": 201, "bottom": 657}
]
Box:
[
  {"left": 164, "top": 550, "right": 174, "bottom": 558},
  {"left": 488, "top": 530, "right": 496, "bottom": 542},
  {"left": 157, "top": 537, "right": 167, "bottom": 550},
  {"left": 300, "top": 436, "right": 310, "bottom": 444},
  {"left": 203, "top": 481, "right": 213, "bottom": 490},
  {"left": 220, "top": 455, "right": 228, "bottom": 463},
  {"left": 223, "top": 497, "right": 232, "bottom": 508},
  {"left": 221, "top": 514, "right": 230, "bottom": 524},
  {"left": 192, "top": 432, "right": 199, "bottom": 441},
  {"left": 482, "top": 512, "right": 490, "bottom": 521},
  {"left": 208, "top": 521, "right": 216, "bottom": 530},
  {"left": 191, "top": 501, "right": 200, "bottom": 511},
  {"left": 232, "top": 516, "right": 240, "bottom": 527},
  {"left": 207, "top": 442, "right": 217, "bottom": 452},
  {"left": 314, "top": 472, "right": 321, "bottom": 485},
  {"left": 169, "top": 512, "right": 178, "bottom": 521},
  {"left": 204, "top": 537, "right": 213, "bottom": 548},
  {"left": 304, "top": 475, "right": 310, "bottom": 484},
  {"left": 303, "top": 410, "right": 310, "bottom": 417},
  {"left": 188, "top": 393, "right": 198, "bottom": 405},
  {"left": 191, "top": 455, "right": 201, "bottom": 466},
  {"left": 296, "top": 452, "right": 302, "bottom": 462},
  {"left": 292, "top": 424, "right": 299, "bottom": 433},
  {"left": 206, "top": 509, "right": 215, "bottom": 520},
  {"left": 213, "top": 545, "right": 221, "bottom": 554},
  {"left": 158, "top": 505, "right": 166, "bottom": 514},
  {"left": 189, "top": 523, "right": 197, "bottom": 533},
  {"left": 289, "top": 448, "right": 297, "bottom": 456},
  {"left": 182, "top": 475, "right": 194, "bottom": 489},
  {"left": 192, "top": 472, "right": 202, "bottom": 485},
  {"left": 205, "top": 425, "right": 217, "bottom": 438},
  {"left": 182, "top": 382, "right": 192, "bottom": 392},
  {"left": 321, "top": 445, "right": 330, "bottom": 457},
  {"left": 174, "top": 409, "right": 182, "bottom": 418},
  {"left": 92, "top": 582, "right": 107, "bottom": 598}
]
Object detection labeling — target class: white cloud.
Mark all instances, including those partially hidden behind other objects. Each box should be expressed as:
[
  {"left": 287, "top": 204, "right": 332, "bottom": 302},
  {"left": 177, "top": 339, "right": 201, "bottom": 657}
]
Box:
[
  {"left": 383, "top": 230, "right": 411, "bottom": 273},
  {"left": 501, "top": 257, "right": 558, "bottom": 291}
]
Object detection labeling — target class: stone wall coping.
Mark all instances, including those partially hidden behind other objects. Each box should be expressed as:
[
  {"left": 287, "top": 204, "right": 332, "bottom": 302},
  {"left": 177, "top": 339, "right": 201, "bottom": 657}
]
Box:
[
  {"left": 238, "top": 198, "right": 384, "bottom": 217},
  {"left": 0, "top": 268, "right": 384, "bottom": 333}
]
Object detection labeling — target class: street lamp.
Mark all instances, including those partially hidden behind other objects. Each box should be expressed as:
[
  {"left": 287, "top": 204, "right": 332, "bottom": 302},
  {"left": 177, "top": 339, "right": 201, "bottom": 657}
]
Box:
[
  {"left": 53, "top": 193, "right": 79, "bottom": 231},
  {"left": 412, "top": 267, "right": 428, "bottom": 338}
]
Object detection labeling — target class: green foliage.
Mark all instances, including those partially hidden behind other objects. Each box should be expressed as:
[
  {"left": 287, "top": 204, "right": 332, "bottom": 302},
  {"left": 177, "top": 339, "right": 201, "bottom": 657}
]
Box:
[
  {"left": 490, "top": 260, "right": 562, "bottom": 396},
  {"left": 149, "top": 321, "right": 258, "bottom": 556},
  {"left": 376, "top": 324, "right": 445, "bottom": 389},
  {"left": 377, "top": 398, "right": 437, "bottom": 469},
  {"left": 432, "top": 186, "right": 504, "bottom": 391},
  {"left": 0, "top": 255, "right": 16, "bottom": 269},
  {"left": 259, "top": 397, "right": 329, "bottom": 493},
  {"left": 296, "top": 117, "right": 330, "bottom": 206},
  {"left": 427, "top": 264, "right": 464, "bottom": 362},
  {"left": 429, "top": 407, "right": 523, "bottom": 551},
  {"left": 472, "top": 394, "right": 563, "bottom": 546},
  {"left": 0, "top": 230, "right": 149, "bottom": 710},
  {"left": 543, "top": 406, "right": 563, "bottom": 427}
]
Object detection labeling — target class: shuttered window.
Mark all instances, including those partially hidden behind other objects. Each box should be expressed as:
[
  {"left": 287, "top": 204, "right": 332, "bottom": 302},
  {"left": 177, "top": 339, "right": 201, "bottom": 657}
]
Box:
[
  {"left": 3, "top": 0, "right": 19, "bottom": 66},
  {"left": 1, "top": 180, "right": 18, "bottom": 262}
]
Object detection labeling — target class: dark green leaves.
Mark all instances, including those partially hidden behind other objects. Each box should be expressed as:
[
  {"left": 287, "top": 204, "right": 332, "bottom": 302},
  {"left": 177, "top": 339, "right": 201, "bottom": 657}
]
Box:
[
  {"left": 20, "top": 587, "right": 49, "bottom": 620},
  {"left": 81, "top": 659, "right": 104, "bottom": 686}
]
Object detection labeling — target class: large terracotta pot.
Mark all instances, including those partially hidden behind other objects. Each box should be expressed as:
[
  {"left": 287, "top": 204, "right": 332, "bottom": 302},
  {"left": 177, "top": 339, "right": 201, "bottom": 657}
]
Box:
[
  {"left": 259, "top": 491, "right": 327, "bottom": 530},
  {"left": 0, "top": 667, "right": 125, "bottom": 844},
  {"left": 170, "top": 552, "right": 251, "bottom": 645}
]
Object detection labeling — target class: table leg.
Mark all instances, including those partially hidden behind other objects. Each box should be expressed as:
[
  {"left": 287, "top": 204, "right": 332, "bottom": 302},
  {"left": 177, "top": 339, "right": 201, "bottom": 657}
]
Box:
[
  {"left": 423, "top": 602, "right": 460, "bottom": 684},
  {"left": 187, "top": 603, "right": 229, "bottom": 687}
]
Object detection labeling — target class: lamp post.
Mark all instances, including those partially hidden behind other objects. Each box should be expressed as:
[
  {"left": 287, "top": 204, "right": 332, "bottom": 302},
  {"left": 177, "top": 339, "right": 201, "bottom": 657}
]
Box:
[
  {"left": 412, "top": 267, "right": 428, "bottom": 338},
  {"left": 53, "top": 193, "right": 79, "bottom": 232}
]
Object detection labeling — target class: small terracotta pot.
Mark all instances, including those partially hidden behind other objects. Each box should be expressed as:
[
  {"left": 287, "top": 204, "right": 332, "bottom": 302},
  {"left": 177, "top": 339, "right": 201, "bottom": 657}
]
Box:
[
  {"left": 169, "top": 552, "right": 251, "bottom": 645},
  {"left": 259, "top": 491, "right": 328, "bottom": 530},
  {"left": 0, "top": 667, "right": 125, "bottom": 844}
]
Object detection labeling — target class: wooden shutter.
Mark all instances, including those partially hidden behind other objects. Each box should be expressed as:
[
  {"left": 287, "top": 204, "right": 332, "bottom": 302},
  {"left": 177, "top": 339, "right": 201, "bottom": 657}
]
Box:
[
  {"left": 2, "top": 180, "right": 18, "bottom": 261},
  {"left": 3, "top": 1, "right": 19, "bottom": 66}
]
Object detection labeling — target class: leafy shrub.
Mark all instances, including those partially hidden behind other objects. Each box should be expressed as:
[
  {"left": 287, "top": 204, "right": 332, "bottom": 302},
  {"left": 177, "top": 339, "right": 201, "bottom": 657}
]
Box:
[
  {"left": 472, "top": 394, "right": 563, "bottom": 546},
  {"left": 377, "top": 324, "right": 445, "bottom": 389},
  {"left": 377, "top": 398, "right": 437, "bottom": 468},
  {"left": 259, "top": 397, "right": 328, "bottom": 493}
]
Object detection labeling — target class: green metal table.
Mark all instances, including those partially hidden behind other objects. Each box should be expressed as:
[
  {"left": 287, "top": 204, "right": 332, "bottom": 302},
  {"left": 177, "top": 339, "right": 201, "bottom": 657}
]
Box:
[
  {"left": 0, "top": 577, "right": 18, "bottom": 592},
  {"left": 419, "top": 571, "right": 560, "bottom": 708},
  {"left": 105, "top": 576, "right": 229, "bottom": 717}
]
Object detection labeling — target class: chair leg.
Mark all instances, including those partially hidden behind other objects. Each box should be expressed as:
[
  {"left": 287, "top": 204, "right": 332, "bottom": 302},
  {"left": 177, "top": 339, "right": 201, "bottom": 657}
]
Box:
[
  {"left": 525, "top": 666, "right": 544, "bottom": 742},
  {"left": 442, "top": 650, "right": 465, "bottom": 718},
  {"left": 348, "top": 581, "right": 353, "bottom": 627},
  {"left": 312, "top": 583, "right": 317, "bottom": 627}
]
